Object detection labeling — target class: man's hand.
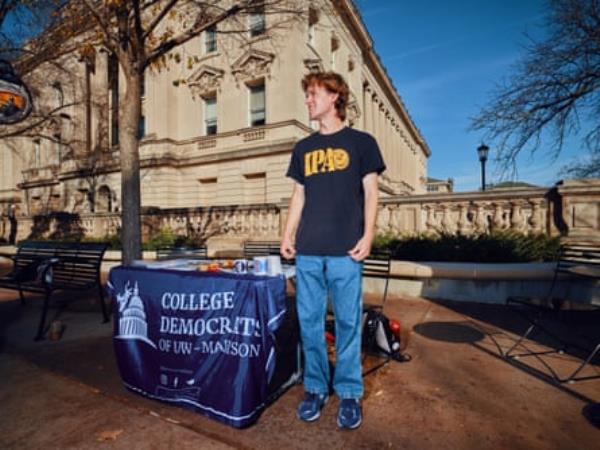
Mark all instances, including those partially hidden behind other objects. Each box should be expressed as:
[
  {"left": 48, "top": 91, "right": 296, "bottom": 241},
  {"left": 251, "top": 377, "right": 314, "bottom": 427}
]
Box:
[
  {"left": 280, "top": 236, "right": 296, "bottom": 260},
  {"left": 348, "top": 234, "right": 373, "bottom": 261}
]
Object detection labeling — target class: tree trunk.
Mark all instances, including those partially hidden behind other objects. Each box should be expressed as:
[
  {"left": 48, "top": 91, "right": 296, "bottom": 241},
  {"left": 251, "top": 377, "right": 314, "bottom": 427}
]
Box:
[{"left": 119, "top": 69, "right": 142, "bottom": 265}]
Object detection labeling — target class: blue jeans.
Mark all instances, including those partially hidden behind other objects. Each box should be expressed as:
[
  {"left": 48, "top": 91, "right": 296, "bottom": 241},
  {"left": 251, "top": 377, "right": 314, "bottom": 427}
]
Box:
[{"left": 295, "top": 254, "right": 363, "bottom": 399}]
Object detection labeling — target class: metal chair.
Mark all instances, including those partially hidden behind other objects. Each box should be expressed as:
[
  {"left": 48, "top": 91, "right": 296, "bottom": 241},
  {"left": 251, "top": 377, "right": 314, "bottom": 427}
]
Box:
[{"left": 362, "top": 250, "right": 392, "bottom": 311}]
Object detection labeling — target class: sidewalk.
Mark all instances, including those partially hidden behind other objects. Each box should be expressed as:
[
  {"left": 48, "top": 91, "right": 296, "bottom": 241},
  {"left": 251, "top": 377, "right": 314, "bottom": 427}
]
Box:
[{"left": 0, "top": 279, "right": 598, "bottom": 449}]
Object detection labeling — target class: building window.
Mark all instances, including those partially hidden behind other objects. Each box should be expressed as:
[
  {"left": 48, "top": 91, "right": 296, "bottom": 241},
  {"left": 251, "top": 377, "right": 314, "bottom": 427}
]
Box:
[
  {"left": 97, "top": 185, "right": 112, "bottom": 212},
  {"left": 111, "top": 120, "right": 119, "bottom": 146},
  {"left": 249, "top": 2, "right": 265, "bottom": 37},
  {"left": 33, "top": 140, "right": 41, "bottom": 167},
  {"left": 204, "top": 95, "right": 217, "bottom": 135},
  {"left": 205, "top": 25, "right": 217, "bottom": 53},
  {"left": 54, "top": 133, "right": 61, "bottom": 164},
  {"left": 138, "top": 115, "right": 145, "bottom": 139},
  {"left": 249, "top": 82, "right": 265, "bottom": 127},
  {"left": 308, "top": 6, "right": 318, "bottom": 45},
  {"left": 108, "top": 53, "right": 119, "bottom": 146},
  {"left": 330, "top": 36, "right": 339, "bottom": 70},
  {"left": 140, "top": 73, "right": 145, "bottom": 98}
]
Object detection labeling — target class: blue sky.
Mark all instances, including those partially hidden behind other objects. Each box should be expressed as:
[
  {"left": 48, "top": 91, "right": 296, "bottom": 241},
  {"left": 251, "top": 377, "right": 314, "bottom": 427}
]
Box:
[{"left": 354, "top": 0, "right": 583, "bottom": 191}]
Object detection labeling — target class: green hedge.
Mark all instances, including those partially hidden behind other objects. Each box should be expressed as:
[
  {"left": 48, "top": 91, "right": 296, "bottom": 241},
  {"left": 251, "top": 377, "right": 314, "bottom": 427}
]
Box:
[
  {"left": 83, "top": 227, "right": 205, "bottom": 251},
  {"left": 373, "top": 231, "right": 561, "bottom": 263}
]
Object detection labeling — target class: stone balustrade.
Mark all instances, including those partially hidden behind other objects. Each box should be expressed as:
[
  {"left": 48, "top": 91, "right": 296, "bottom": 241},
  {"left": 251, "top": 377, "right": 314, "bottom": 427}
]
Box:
[
  {"left": 2, "top": 178, "right": 599, "bottom": 244},
  {"left": 377, "top": 187, "right": 554, "bottom": 236}
]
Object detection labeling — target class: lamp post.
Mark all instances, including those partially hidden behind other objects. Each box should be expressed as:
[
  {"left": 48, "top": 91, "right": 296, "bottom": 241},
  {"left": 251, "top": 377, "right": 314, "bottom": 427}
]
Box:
[{"left": 477, "top": 143, "right": 489, "bottom": 191}]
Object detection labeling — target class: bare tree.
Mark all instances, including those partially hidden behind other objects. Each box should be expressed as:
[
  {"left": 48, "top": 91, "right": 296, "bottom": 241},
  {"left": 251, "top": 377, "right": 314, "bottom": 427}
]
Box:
[
  {"left": 471, "top": 0, "right": 600, "bottom": 177},
  {"left": 4, "top": 0, "right": 304, "bottom": 264}
]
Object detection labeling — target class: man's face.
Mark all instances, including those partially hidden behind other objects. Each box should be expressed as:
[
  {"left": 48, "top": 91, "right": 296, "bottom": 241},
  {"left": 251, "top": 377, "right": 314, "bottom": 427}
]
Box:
[{"left": 304, "top": 83, "right": 338, "bottom": 121}]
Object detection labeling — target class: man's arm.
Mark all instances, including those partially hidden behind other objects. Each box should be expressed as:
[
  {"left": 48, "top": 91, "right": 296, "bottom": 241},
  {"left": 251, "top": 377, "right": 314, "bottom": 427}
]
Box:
[
  {"left": 280, "top": 182, "right": 305, "bottom": 259},
  {"left": 348, "top": 172, "right": 379, "bottom": 261}
]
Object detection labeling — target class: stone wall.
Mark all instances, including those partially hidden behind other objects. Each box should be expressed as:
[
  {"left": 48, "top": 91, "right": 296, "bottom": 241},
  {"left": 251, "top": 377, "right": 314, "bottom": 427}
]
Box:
[{"left": 2, "top": 178, "right": 599, "bottom": 246}]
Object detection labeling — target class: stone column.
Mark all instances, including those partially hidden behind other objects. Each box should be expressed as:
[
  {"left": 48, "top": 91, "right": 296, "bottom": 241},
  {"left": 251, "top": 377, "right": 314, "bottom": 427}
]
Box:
[
  {"left": 529, "top": 199, "right": 543, "bottom": 233},
  {"left": 457, "top": 202, "right": 472, "bottom": 235},
  {"left": 510, "top": 201, "right": 526, "bottom": 233},
  {"left": 425, "top": 204, "right": 438, "bottom": 233},
  {"left": 364, "top": 86, "right": 372, "bottom": 133},
  {"left": 473, "top": 202, "right": 489, "bottom": 234},
  {"left": 492, "top": 202, "right": 506, "bottom": 230},
  {"left": 372, "top": 95, "right": 379, "bottom": 144},
  {"left": 441, "top": 203, "right": 457, "bottom": 234}
]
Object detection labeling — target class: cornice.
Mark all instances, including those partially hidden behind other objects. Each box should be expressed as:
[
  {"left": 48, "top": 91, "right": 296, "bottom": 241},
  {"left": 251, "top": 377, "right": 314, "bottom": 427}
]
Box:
[{"left": 333, "top": 0, "right": 431, "bottom": 157}]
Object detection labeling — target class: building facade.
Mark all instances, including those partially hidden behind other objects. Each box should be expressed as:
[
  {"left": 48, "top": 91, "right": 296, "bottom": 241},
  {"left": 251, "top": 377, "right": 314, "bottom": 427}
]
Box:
[
  {"left": 0, "top": 0, "right": 429, "bottom": 240},
  {"left": 427, "top": 177, "right": 454, "bottom": 193}
]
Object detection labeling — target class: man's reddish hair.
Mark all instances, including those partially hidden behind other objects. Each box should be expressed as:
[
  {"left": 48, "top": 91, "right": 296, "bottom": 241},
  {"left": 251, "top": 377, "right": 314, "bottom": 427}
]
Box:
[{"left": 301, "top": 71, "right": 349, "bottom": 121}]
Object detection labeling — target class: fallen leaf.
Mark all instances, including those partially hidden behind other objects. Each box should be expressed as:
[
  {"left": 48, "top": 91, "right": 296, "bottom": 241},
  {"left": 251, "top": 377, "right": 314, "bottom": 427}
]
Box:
[{"left": 96, "top": 429, "right": 123, "bottom": 442}]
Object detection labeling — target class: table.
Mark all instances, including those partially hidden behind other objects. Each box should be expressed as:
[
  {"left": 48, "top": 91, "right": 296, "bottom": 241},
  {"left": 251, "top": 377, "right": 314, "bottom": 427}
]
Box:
[{"left": 107, "top": 265, "right": 301, "bottom": 428}]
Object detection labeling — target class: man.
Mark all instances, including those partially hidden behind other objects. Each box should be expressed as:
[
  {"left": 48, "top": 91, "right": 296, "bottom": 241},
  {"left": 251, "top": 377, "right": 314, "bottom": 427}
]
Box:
[
  {"left": 8, "top": 204, "right": 17, "bottom": 245},
  {"left": 281, "top": 71, "right": 385, "bottom": 429}
]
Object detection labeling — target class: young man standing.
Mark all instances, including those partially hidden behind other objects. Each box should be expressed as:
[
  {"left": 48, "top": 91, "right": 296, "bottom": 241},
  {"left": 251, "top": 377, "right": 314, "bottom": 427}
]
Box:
[{"left": 281, "top": 72, "right": 385, "bottom": 429}]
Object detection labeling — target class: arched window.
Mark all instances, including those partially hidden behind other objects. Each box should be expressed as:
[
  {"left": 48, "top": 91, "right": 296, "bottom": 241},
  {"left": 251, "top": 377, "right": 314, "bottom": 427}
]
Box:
[{"left": 97, "top": 185, "right": 112, "bottom": 213}]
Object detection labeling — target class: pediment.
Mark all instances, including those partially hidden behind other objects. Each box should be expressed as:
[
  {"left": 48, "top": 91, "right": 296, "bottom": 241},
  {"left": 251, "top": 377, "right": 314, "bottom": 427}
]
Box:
[
  {"left": 187, "top": 65, "right": 225, "bottom": 95},
  {"left": 303, "top": 58, "right": 324, "bottom": 73},
  {"left": 303, "top": 43, "right": 324, "bottom": 73},
  {"left": 231, "top": 49, "right": 274, "bottom": 81}
]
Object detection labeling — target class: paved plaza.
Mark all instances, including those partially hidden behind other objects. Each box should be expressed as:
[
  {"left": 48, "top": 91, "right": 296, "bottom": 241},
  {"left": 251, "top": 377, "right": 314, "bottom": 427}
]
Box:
[{"left": 0, "top": 263, "right": 598, "bottom": 449}]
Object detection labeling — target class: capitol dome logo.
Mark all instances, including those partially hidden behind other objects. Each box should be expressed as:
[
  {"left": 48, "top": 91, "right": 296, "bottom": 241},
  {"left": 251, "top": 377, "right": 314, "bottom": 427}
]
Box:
[{"left": 115, "top": 281, "right": 156, "bottom": 348}]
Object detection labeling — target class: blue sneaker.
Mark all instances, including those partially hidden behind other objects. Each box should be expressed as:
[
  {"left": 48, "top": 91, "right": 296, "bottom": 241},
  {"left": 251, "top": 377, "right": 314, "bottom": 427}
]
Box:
[
  {"left": 337, "top": 398, "right": 362, "bottom": 429},
  {"left": 297, "top": 392, "right": 328, "bottom": 422}
]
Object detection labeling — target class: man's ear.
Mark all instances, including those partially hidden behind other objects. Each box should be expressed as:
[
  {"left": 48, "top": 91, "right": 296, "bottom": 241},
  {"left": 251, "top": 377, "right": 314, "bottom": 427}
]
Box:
[{"left": 328, "top": 91, "right": 339, "bottom": 105}]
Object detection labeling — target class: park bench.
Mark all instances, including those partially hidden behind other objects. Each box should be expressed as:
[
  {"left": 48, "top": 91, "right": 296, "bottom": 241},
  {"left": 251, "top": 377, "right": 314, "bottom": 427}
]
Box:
[
  {"left": 506, "top": 241, "right": 600, "bottom": 383},
  {"left": 362, "top": 250, "right": 392, "bottom": 309},
  {"left": 0, "top": 240, "right": 109, "bottom": 340},
  {"left": 156, "top": 245, "right": 208, "bottom": 260},
  {"left": 243, "top": 240, "right": 290, "bottom": 263}
]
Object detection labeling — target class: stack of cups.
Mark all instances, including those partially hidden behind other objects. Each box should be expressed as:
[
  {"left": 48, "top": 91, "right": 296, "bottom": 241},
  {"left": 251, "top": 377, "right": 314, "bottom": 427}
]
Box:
[
  {"left": 253, "top": 256, "right": 268, "bottom": 275},
  {"left": 251, "top": 255, "right": 283, "bottom": 276},
  {"left": 266, "top": 255, "right": 282, "bottom": 276}
]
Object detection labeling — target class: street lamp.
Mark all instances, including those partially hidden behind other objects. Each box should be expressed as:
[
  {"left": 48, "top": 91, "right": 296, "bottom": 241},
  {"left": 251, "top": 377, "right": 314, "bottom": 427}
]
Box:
[{"left": 477, "top": 143, "right": 489, "bottom": 191}]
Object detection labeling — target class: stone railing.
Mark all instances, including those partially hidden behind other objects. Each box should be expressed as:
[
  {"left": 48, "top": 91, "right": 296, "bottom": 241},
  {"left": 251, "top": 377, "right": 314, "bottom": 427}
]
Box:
[
  {"left": 374, "top": 179, "right": 599, "bottom": 239},
  {"left": 3, "top": 179, "right": 599, "bottom": 245},
  {"left": 2, "top": 204, "right": 282, "bottom": 244},
  {"left": 377, "top": 187, "right": 553, "bottom": 236}
]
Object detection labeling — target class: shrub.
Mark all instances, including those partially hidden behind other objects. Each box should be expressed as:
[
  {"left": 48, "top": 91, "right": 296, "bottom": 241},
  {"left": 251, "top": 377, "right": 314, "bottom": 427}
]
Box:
[
  {"left": 373, "top": 231, "right": 560, "bottom": 263},
  {"left": 143, "top": 226, "right": 177, "bottom": 250},
  {"left": 83, "top": 234, "right": 122, "bottom": 250},
  {"left": 28, "top": 212, "right": 85, "bottom": 241}
]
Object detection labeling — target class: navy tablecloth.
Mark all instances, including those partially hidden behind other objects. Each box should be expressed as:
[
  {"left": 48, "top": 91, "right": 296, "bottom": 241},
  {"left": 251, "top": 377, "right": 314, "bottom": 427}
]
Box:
[{"left": 107, "top": 265, "right": 300, "bottom": 428}]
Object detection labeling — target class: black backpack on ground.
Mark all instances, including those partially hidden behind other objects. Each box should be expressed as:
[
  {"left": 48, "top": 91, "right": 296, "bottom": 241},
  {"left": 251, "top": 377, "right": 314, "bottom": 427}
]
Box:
[{"left": 361, "top": 309, "right": 411, "bottom": 363}]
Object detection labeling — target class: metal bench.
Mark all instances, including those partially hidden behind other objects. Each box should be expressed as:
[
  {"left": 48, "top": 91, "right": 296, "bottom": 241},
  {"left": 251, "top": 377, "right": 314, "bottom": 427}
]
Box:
[
  {"left": 243, "top": 240, "right": 290, "bottom": 263},
  {"left": 156, "top": 246, "right": 208, "bottom": 260},
  {"left": 505, "top": 241, "right": 600, "bottom": 384},
  {"left": 363, "top": 250, "right": 392, "bottom": 310},
  {"left": 0, "top": 240, "right": 109, "bottom": 340}
]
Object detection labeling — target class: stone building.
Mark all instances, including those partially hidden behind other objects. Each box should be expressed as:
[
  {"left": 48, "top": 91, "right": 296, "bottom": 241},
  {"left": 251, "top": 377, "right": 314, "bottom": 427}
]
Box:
[
  {"left": 0, "top": 0, "right": 429, "bottom": 241},
  {"left": 427, "top": 177, "right": 454, "bottom": 193}
]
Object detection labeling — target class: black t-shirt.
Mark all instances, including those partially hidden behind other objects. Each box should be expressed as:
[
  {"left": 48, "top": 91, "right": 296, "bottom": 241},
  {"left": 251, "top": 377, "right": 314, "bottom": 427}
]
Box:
[{"left": 286, "top": 127, "right": 386, "bottom": 256}]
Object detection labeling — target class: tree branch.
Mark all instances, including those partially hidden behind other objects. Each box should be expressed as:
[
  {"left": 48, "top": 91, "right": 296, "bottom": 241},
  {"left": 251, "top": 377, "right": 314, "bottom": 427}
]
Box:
[{"left": 145, "top": 3, "right": 242, "bottom": 68}]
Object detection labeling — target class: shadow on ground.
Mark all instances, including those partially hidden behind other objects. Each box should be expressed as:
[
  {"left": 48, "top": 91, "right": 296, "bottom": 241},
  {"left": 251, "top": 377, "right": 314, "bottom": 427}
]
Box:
[{"left": 1, "top": 285, "right": 599, "bottom": 448}]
